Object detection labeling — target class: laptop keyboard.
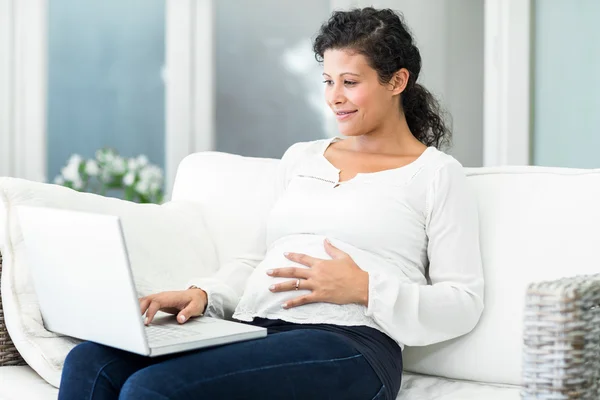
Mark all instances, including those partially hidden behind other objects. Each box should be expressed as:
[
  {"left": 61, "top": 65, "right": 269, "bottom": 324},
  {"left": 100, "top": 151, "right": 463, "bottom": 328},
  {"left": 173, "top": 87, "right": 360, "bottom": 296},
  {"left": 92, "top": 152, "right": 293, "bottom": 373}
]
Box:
[{"left": 145, "top": 324, "right": 200, "bottom": 342}]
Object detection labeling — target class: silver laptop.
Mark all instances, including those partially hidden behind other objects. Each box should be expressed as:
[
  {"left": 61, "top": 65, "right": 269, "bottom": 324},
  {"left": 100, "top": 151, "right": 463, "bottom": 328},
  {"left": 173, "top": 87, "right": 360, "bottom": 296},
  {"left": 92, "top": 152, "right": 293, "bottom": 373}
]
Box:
[{"left": 16, "top": 205, "right": 266, "bottom": 357}]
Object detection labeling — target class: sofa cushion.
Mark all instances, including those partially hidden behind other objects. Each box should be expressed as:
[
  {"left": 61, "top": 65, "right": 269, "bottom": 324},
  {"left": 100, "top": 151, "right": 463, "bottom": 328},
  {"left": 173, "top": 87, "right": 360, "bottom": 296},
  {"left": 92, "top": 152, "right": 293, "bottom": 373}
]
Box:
[
  {"left": 403, "top": 166, "right": 600, "bottom": 385},
  {"left": 0, "top": 366, "right": 59, "bottom": 400},
  {"left": 400, "top": 372, "right": 520, "bottom": 399},
  {"left": 396, "top": 373, "right": 521, "bottom": 400},
  {"left": 0, "top": 365, "right": 521, "bottom": 400},
  {"left": 0, "top": 177, "right": 219, "bottom": 387}
]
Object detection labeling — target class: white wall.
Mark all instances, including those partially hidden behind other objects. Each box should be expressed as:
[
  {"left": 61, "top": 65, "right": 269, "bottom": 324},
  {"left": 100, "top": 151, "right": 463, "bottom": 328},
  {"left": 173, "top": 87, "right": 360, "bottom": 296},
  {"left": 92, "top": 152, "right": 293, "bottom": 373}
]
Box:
[{"left": 358, "top": 0, "right": 485, "bottom": 166}]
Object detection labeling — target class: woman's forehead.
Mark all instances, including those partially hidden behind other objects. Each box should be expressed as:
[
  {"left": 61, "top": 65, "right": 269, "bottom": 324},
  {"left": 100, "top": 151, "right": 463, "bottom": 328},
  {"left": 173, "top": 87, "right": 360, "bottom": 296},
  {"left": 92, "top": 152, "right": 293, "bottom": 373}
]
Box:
[{"left": 323, "top": 49, "right": 372, "bottom": 74}]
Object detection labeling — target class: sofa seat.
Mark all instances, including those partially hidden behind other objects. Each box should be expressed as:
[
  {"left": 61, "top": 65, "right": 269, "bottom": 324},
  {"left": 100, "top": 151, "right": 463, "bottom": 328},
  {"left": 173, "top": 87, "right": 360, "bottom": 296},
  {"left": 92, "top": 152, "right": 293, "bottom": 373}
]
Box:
[
  {"left": 0, "top": 365, "right": 520, "bottom": 400},
  {"left": 401, "top": 372, "right": 520, "bottom": 399},
  {"left": 0, "top": 366, "right": 58, "bottom": 400}
]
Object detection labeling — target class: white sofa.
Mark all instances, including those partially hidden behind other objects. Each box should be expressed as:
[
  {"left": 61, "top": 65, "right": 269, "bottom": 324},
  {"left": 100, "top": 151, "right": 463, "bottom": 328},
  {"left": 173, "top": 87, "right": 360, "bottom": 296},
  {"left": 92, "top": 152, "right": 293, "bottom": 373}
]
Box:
[{"left": 1, "top": 150, "right": 600, "bottom": 400}]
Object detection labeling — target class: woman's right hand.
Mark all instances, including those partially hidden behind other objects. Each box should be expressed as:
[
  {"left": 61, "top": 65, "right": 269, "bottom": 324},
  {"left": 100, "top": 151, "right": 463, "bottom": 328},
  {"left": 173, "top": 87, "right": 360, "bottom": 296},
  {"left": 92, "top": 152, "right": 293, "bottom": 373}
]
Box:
[{"left": 139, "top": 288, "right": 208, "bottom": 325}]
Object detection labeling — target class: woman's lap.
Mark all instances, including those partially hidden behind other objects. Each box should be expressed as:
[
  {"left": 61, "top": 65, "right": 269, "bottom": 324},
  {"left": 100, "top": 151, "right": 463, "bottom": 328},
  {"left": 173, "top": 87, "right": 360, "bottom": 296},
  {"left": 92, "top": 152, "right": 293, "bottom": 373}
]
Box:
[{"left": 59, "top": 328, "right": 385, "bottom": 400}]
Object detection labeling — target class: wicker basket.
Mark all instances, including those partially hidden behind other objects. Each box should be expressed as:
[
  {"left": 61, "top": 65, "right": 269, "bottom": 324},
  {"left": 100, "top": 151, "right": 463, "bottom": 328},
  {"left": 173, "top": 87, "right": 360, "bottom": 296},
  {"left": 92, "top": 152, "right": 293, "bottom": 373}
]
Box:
[
  {"left": 522, "top": 274, "right": 600, "bottom": 399},
  {"left": 0, "top": 252, "right": 26, "bottom": 366}
]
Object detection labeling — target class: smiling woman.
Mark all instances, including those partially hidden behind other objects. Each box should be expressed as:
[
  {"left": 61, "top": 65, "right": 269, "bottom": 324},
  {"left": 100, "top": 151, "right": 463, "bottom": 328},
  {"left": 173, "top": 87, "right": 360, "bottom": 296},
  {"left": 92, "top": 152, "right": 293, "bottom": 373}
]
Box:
[
  {"left": 314, "top": 8, "right": 450, "bottom": 150},
  {"left": 58, "top": 8, "right": 483, "bottom": 400}
]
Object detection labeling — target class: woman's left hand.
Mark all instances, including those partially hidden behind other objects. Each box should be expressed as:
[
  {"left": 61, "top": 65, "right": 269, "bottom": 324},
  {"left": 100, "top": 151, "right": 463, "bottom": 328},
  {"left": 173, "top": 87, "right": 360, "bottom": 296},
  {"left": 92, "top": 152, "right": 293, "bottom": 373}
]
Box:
[{"left": 267, "top": 239, "right": 369, "bottom": 309}]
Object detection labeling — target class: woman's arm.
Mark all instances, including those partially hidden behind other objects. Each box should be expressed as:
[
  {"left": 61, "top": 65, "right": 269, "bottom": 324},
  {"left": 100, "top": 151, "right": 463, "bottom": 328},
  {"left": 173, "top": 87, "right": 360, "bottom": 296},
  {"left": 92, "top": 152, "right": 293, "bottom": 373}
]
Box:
[
  {"left": 365, "top": 160, "right": 484, "bottom": 346},
  {"left": 186, "top": 251, "right": 265, "bottom": 320},
  {"left": 186, "top": 142, "right": 310, "bottom": 319}
]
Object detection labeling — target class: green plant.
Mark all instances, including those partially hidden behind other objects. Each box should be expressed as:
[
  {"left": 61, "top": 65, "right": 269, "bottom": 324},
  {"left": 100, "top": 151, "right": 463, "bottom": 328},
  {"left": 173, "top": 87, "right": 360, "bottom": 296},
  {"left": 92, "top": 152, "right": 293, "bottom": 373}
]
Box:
[{"left": 53, "top": 148, "right": 164, "bottom": 204}]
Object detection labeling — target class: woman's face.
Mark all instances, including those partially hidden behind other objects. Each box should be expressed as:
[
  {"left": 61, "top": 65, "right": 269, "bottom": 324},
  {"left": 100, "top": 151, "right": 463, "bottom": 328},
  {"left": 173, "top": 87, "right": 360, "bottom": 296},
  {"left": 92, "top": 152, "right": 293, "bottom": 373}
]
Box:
[{"left": 322, "top": 49, "right": 400, "bottom": 137}]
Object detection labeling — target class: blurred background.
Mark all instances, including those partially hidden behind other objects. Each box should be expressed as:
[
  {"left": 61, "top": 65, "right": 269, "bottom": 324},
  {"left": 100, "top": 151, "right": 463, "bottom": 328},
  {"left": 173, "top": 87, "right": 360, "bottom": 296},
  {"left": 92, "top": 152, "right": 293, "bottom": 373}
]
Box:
[{"left": 0, "top": 0, "right": 598, "bottom": 201}]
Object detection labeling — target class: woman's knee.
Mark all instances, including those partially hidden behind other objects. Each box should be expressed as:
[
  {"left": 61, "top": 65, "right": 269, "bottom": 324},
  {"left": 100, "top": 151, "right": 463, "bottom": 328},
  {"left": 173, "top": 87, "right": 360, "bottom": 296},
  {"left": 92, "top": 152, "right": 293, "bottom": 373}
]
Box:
[
  {"left": 63, "top": 341, "right": 113, "bottom": 373},
  {"left": 59, "top": 342, "right": 123, "bottom": 399},
  {"left": 119, "top": 369, "right": 171, "bottom": 400}
]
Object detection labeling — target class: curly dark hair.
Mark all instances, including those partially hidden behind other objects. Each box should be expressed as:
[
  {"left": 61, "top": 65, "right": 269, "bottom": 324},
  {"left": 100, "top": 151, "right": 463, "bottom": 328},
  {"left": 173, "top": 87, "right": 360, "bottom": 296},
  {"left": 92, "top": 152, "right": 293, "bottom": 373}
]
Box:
[{"left": 313, "top": 7, "right": 451, "bottom": 149}]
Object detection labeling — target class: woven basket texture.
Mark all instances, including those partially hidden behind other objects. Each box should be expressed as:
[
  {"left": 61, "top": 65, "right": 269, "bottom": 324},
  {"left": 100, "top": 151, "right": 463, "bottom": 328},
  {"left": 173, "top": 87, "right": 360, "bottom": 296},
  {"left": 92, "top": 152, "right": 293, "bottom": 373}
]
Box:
[
  {"left": 522, "top": 274, "right": 600, "bottom": 399},
  {"left": 0, "top": 252, "right": 26, "bottom": 366}
]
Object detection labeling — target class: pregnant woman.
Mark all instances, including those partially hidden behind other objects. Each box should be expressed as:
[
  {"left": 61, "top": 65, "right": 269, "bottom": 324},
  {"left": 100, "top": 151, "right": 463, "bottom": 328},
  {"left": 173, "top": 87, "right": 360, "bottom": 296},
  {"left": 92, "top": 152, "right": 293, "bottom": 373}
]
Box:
[{"left": 59, "top": 7, "right": 484, "bottom": 400}]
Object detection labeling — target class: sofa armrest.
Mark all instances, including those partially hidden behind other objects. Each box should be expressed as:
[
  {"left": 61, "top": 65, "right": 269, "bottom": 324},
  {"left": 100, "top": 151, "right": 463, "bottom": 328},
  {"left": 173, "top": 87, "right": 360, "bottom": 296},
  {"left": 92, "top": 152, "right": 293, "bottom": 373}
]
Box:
[
  {"left": 522, "top": 273, "right": 600, "bottom": 399},
  {"left": 0, "top": 252, "right": 26, "bottom": 366}
]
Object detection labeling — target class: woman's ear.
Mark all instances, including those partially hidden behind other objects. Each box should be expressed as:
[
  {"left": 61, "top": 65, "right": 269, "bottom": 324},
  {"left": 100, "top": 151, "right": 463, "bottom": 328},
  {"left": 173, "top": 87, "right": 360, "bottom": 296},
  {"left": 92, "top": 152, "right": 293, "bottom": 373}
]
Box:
[{"left": 389, "top": 68, "right": 410, "bottom": 96}]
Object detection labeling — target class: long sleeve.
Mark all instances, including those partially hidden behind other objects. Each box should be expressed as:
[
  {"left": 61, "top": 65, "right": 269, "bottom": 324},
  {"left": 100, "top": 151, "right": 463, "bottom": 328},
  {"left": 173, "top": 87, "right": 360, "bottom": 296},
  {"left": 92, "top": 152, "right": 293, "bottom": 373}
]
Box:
[
  {"left": 187, "top": 142, "right": 308, "bottom": 319},
  {"left": 365, "top": 160, "right": 484, "bottom": 346},
  {"left": 187, "top": 247, "right": 264, "bottom": 320}
]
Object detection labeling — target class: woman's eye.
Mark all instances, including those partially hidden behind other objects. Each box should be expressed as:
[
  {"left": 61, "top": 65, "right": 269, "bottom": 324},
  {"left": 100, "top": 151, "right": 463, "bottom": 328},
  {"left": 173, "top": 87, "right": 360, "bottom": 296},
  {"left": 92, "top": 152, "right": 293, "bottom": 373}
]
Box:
[{"left": 322, "top": 80, "right": 357, "bottom": 86}]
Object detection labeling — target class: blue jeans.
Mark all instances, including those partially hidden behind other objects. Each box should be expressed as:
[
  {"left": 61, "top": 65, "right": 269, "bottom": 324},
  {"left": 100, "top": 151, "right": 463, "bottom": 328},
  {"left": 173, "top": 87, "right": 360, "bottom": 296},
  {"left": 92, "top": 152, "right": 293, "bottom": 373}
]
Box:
[{"left": 58, "top": 329, "right": 386, "bottom": 400}]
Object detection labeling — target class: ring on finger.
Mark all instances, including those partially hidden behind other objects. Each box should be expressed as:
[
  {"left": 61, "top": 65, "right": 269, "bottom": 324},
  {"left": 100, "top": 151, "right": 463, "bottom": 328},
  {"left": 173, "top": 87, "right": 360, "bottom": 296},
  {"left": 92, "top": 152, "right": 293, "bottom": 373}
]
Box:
[{"left": 295, "top": 279, "right": 300, "bottom": 290}]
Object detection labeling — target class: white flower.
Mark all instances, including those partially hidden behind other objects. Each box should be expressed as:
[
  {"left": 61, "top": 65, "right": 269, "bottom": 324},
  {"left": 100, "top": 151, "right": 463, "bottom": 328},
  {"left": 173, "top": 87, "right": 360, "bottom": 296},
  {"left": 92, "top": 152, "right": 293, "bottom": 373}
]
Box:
[
  {"left": 72, "top": 177, "right": 84, "bottom": 190},
  {"left": 99, "top": 168, "right": 113, "bottom": 183},
  {"left": 61, "top": 163, "right": 81, "bottom": 182},
  {"left": 85, "top": 160, "right": 99, "bottom": 176},
  {"left": 67, "top": 154, "right": 83, "bottom": 167},
  {"left": 55, "top": 150, "right": 164, "bottom": 203},
  {"left": 136, "top": 155, "right": 149, "bottom": 168},
  {"left": 111, "top": 156, "right": 127, "bottom": 174},
  {"left": 139, "top": 165, "right": 163, "bottom": 182},
  {"left": 127, "top": 159, "right": 139, "bottom": 171},
  {"left": 96, "top": 148, "right": 117, "bottom": 164},
  {"left": 149, "top": 181, "right": 161, "bottom": 193},
  {"left": 135, "top": 180, "right": 150, "bottom": 196},
  {"left": 123, "top": 172, "right": 136, "bottom": 186}
]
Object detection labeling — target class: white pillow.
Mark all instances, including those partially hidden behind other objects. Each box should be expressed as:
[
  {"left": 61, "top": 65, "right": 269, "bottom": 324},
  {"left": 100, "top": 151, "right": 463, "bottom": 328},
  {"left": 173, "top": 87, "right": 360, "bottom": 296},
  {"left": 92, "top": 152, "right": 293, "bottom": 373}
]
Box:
[{"left": 0, "top": 177, "right": 219, "bottom": 388}]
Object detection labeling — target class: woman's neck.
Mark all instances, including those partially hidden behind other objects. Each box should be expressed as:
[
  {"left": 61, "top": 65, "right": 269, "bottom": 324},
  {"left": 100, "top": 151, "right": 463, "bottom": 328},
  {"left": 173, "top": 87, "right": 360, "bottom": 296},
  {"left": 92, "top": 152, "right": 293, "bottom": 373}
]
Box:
[{"left": 347, "top": 116, "right": 424, "bottom": 156}]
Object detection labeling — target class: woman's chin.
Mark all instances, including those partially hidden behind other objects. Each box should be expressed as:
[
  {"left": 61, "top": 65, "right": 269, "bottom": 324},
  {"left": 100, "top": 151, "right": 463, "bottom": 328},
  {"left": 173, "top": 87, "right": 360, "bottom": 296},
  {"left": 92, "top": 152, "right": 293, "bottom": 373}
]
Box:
[{"left": 337, "top": 125, "right": 361, "bottom": 137}]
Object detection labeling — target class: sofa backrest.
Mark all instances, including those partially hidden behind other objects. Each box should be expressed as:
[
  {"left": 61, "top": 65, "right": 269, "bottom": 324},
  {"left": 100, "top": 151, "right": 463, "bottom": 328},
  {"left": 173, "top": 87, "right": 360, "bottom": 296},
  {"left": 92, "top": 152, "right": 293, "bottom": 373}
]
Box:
[
  {"left": 172, "top": 152, "right": 280, "bottom": 270},
  {"left": 172, "top": 151, "right": 600, "bottom": 385},
  {"left": 404, "top": 166, "right": 600, "bottom": 385}
]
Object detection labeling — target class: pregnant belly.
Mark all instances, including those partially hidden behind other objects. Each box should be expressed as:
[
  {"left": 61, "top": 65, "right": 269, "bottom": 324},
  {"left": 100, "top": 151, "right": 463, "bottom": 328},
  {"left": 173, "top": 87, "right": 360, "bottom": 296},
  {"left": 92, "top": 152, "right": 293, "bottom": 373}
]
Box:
[{"left": 234, "top": 234, "right": 392, "bottom": 321}]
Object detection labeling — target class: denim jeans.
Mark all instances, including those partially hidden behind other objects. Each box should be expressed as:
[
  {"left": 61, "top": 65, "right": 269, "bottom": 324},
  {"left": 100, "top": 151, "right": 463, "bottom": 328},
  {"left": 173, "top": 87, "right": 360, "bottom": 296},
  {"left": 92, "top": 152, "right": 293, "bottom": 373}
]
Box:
[{"left": 58, "top": 328, "right": 386, "bottom": 400}]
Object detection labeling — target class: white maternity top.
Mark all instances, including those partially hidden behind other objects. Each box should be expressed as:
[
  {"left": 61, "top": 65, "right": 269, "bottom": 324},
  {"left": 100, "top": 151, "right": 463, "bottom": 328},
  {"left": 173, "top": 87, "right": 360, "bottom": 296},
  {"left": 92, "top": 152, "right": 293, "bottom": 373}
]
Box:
[{"left": 190, "top": 137, "right": 484, "bottom": 348}]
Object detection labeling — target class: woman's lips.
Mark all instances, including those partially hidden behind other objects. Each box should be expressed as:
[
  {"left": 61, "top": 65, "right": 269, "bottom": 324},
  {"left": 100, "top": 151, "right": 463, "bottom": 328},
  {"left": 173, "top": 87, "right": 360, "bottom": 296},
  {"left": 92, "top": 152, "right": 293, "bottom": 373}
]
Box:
[{"left": 335, "top": 110, "right": 357, "bottom": 121}]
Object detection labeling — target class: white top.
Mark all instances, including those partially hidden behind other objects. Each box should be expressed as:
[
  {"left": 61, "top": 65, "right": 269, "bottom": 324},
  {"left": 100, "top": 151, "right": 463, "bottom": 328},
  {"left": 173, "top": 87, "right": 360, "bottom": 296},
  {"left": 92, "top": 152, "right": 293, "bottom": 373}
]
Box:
[{"left": 190, "top": 137, "right": 484, "bottom": 348}]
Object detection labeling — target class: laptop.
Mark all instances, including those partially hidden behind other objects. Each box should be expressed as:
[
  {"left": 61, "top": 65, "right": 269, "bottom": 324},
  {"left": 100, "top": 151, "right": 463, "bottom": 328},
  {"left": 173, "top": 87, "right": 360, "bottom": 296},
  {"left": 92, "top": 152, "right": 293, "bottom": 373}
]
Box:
[{"left": 16, "top": 205, "right": 266, "bottom": 357}]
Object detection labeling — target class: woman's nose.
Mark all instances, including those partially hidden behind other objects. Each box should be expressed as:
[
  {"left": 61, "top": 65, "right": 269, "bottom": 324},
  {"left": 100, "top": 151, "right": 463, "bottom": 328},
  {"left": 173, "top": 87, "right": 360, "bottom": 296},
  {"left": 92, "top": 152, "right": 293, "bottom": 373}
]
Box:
[{"left": 327, "top": 84, "right": 345, "bottom": 105}]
